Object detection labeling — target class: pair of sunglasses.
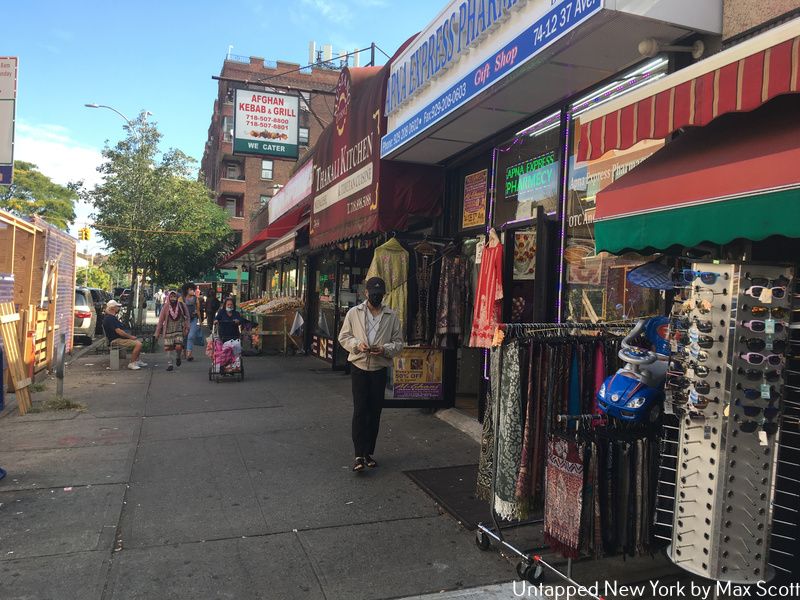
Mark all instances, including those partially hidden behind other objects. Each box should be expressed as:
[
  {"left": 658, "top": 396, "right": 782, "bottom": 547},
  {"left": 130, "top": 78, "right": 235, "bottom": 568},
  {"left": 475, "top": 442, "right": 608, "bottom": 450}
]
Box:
[
  {"left": 672, "top": 318, "right": 714, "bottom": 333},
  {"left": 675, "top": 269, "right": 723, "bottom": 285},
  {"left": 741, "top": 320, "right": 787, "bottom": 333},
  {"left": 740, "top": 352, "right": 783, "bottom": 366},
  {"left": 740, "top": 337, "right": 787, "bottom": 353},
  {"left": 737, "top": 384, "right": 779, "bottom": 401},
  {"left": 743, "top": 286, "right": 786, "bottom": 300},
  {"left": 696, "top": 335, "right": 718, "bottom": 349},
  {"left": 688, "top": 346, "right": 710, "bottom": 362},
  {"left": 735, "top": 400, "right": 780, "bottom": 420},
  {"left": 744, "top": 305, "right": 787, "bottom": 319},
  {"left": 737, "top": 420, "right": 779, "bottom": 435},
  {"left": 738, "top": 368, "right": 781, "bottom": 382},
  {"left": 670, "top": 360, "right": 712, "bottom": 378}
]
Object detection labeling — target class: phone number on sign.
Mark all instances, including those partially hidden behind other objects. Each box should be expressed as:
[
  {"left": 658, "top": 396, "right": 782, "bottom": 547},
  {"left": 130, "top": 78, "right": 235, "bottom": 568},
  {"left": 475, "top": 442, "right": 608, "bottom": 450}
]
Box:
[{"left": 423, "top": 82, "right": 467, "bottom": 125}]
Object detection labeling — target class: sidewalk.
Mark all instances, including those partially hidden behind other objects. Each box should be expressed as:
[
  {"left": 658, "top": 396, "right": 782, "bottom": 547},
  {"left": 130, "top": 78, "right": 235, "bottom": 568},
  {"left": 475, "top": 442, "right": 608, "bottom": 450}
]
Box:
[{"left": 0, "top": 345, "right": 516, "bottom": 600}]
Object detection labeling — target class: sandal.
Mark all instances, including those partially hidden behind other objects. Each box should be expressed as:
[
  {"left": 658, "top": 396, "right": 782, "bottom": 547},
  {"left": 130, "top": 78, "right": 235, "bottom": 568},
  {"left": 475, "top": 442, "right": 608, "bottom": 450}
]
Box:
[
  {"left": 353, "top": 457, "right": 366, "bottom": 472},
  {"left": 365, "top": 456, "right": 377, "bottom": 468}
]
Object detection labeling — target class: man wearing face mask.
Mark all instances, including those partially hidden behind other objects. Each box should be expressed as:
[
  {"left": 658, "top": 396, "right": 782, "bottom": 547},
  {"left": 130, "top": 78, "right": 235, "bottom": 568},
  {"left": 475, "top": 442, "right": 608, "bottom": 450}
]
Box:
[{"left": 338, "top": 277, "right": 404, "bottom": 473}]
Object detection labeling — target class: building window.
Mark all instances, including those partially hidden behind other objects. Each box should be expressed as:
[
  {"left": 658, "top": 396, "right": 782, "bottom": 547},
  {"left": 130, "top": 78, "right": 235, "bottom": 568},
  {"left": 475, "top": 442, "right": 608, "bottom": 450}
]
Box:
[
  {"left": 232, "top": 230, "right": 242, "bottom": 247},
  {"left": 225, "top": 163, "right": 239, "bottom": 179},
  {"left": 224, "top": 197, "right": 243, "bottom": 218},
  {"left": 261, "top": 159, "right": 273, "bottom": 180},
  {"left": 299, "top": 127, "right": 309, "bottom": 146},
  {"left": 222, "top": 116, "right": 233, "bottom": 141}
]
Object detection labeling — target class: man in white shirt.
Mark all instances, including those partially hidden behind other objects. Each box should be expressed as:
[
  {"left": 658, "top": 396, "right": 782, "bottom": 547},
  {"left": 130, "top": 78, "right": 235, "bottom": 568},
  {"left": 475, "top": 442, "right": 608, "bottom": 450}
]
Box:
[{"left": 338, "top": 277, "right": 404, "bottom": 473}]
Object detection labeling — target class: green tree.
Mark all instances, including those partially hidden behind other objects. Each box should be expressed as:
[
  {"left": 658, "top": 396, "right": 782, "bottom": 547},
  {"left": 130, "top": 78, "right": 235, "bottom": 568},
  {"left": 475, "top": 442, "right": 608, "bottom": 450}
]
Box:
[
  {"left": 76, "top": 265, "right": 112, "bottom": 290},
  {"left": 84, "top": 112, "right": 231, "bottom": 325},
  {"left": 0, "top": 161, "right": 78, "bottom": 230}
]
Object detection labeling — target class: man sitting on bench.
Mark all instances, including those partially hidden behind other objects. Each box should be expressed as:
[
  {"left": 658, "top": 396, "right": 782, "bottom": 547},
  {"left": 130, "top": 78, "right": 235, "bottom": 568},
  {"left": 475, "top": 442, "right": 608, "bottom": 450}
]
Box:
[{"left": 102, "top": 300, "right": 147, "bottom": 370}]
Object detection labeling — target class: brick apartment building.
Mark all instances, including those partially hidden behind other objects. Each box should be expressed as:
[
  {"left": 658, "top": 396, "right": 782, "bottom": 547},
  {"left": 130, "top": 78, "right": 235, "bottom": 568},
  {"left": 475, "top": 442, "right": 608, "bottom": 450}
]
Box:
[{"left": 201, "top": 56, "right": 340, "bottom": 247}]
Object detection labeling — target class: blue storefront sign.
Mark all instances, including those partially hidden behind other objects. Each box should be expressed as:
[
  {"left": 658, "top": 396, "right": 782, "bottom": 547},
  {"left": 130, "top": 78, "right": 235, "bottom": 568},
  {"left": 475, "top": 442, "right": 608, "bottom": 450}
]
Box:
[{"left": 381, "top": 0, "right": 603, "bottom": 157}]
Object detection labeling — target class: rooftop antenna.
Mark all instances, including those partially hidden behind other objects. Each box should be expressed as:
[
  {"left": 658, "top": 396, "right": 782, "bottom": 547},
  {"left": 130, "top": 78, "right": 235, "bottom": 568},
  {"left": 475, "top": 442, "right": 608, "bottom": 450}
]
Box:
[
  {"left": 226, "top": 44, "right": 234, "bottom": 60},
  {"left": 308, "top": 41, "right": 317, "bottom": 66}
]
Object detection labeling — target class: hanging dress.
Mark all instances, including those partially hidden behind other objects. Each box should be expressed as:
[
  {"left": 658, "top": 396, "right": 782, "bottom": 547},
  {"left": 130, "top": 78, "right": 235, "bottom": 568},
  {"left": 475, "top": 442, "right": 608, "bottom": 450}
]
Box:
[{"left": 468, "top": 235, "right": 503, "bottom": 349}]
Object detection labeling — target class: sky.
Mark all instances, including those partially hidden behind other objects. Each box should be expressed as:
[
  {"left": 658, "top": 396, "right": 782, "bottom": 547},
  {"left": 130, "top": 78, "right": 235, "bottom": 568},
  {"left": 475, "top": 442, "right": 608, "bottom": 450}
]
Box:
[{"left": 4, "top": 0, "right": 442, "bottom": 250}]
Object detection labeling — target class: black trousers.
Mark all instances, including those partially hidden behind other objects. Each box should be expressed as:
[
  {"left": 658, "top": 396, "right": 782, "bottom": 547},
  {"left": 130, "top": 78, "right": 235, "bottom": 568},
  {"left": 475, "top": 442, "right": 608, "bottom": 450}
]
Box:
[{"left": 351, "top": 365, "right": 387, "bottom": 457}]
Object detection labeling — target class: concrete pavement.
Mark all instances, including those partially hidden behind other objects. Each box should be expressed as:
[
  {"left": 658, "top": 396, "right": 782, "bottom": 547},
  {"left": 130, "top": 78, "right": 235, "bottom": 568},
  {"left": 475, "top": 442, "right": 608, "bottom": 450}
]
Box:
[{"left": 0, "top": 344, "right": 515, "bottom": 600}]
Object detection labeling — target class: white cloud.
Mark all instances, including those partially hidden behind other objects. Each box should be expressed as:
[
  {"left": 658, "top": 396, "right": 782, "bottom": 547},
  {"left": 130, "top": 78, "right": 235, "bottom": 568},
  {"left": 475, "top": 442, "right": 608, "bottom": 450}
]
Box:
[
  {"left": 14, "top": 120, "right": 107, "bottom": 251},
  {"left": 15, "top": 120, "right": 105, "bottom": 189},
  {"left": 300, "top": 0, "right": 353, "bottom": 25}
]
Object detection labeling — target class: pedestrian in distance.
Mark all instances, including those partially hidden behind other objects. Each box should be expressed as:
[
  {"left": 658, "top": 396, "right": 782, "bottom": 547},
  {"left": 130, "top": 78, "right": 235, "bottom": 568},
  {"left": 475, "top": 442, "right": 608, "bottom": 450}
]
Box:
[
  {"left": 155, "top": 291, "right": 189, "bottom": 371},
  {"left": 102, "top": 299, "right": 147, "bottom": 370},
  {"left": 154, "top": 288, "right": 165, "bottom": 317},
  {"left": 182, "top": 282, "right": 200, "bottom": 361},
  {"left": 214, "top": 297, "right": 242, "bottom": 342},
  {"left": 338, "top": 277, "right": 404, "bottom": 473},
  {"left": 206, "top": 289, "right": 221, "bottom": 330}
]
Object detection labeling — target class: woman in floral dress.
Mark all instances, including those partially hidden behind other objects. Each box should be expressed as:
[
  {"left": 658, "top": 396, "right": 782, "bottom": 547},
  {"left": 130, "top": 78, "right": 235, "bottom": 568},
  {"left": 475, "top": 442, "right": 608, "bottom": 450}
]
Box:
[{"left": 155, "top": 290, "right": 189, "bottom": 371}]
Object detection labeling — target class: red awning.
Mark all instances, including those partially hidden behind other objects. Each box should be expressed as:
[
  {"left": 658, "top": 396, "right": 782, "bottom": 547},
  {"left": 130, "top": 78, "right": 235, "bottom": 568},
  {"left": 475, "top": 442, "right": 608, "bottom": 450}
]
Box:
[
  {"left": 593, "top": 95, "right": 800, "bottom": 253},
  {"left": 576, "top": 19, "right": 800, "bottom": 163},
  {"left": 218, "top": 203, "right": 309, "bottom": 267}
]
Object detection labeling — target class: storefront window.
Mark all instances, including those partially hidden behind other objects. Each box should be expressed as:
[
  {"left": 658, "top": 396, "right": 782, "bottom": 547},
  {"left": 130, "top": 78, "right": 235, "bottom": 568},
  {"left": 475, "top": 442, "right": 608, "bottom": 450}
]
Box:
[
  {"left": 493, "top": 112, "right": 561, "bottom": 227},
  {"left": 564, "top": 139, "right": 665, "bottom": 322},
  {"left": 313, "top": 256, "right": 337, "bottom": 340},
  {"left": 562, "top": 57, "right": 671, "bottom": 322}
]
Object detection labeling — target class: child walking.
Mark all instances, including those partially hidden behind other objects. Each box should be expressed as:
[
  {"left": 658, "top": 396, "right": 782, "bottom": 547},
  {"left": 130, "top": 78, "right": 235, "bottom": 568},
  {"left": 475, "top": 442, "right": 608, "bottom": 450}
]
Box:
[{"left": 155, "top": 290, "right": 189, "bottom": 371}]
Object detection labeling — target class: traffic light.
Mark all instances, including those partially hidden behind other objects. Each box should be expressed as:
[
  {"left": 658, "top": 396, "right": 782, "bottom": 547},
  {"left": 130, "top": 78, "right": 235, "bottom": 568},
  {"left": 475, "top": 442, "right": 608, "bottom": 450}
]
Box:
[{"left": 78, "top": 227, "right": 91, "bottom": 241}]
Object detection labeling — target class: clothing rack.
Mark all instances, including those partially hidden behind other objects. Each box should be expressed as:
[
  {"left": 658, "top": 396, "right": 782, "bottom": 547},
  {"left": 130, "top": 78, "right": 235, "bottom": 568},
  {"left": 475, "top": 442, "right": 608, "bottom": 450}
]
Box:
[{"left": 475, "top": 321, "right": 627, "bottom": 593}]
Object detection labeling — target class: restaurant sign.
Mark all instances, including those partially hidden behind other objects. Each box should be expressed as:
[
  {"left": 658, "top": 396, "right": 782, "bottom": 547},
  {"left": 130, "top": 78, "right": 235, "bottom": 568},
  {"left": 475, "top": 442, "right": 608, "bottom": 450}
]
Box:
[{"left": 234, "top": 89, "right": 299, "bottom": 158}]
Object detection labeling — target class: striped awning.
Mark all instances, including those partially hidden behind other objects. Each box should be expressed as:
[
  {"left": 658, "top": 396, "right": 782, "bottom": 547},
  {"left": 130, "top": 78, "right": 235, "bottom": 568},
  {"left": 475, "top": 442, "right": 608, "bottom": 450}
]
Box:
[
  {"left": 576, "top": 19, "right": 800, "bottom": 162},
  {"left": 594, "top": 95, "right": 800, "bottom": 253}
]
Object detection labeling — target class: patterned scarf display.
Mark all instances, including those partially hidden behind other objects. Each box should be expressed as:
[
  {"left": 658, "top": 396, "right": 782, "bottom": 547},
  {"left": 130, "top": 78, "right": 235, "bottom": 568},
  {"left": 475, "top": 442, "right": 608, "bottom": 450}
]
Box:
[
  {"left": 493, "top": 341, "right": 524, "bottom": 520},
  {"left": 544, "top": 435, "right": 585, "bottom": 558}
]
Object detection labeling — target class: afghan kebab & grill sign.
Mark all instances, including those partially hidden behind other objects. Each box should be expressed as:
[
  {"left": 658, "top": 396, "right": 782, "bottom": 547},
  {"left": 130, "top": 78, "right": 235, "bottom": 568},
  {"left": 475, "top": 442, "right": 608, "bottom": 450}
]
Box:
[{"left": 234, "top": 90, "right": 300, "bottom": 158}]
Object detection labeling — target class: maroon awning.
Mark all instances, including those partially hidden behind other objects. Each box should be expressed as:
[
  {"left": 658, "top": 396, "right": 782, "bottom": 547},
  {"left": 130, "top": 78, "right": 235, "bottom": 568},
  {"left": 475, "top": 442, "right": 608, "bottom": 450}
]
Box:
[
  {"left": 309, "top": 53, "right": 442, "bottom": 248},
  {"left": 218, "top": 203, "right": 309, "bottom": 267}
]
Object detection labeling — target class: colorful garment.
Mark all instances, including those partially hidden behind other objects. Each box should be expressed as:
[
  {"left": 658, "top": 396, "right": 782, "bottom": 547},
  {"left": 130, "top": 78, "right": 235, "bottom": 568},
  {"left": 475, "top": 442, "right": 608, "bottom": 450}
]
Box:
[
  {"left": 462, "top": 238, "right": 479, "bottom": 337},
  {"left": 544, "top": 435, "right": 585, "bottom": 558},
  {"left": 367, "top": 238, "right": 409, "bottom": 329},
  {"left": 412, "top": 247, "right": 436, "bottom": 344},
  {"left": 468, "top": 242, "right": 503, "bottom": 348},
  {"left": 493, "top": 341, "right": 523, "bottom": 520},
  {"left": 435, "top": 253, "right": 467, "bottom": 347},
  {"left": 155, "top": 297, "right": 188, "bottom": 351}
]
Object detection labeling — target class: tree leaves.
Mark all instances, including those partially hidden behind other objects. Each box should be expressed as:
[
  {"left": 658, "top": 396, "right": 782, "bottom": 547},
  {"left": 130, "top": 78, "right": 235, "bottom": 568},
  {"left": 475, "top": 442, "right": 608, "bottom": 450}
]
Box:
[
  {"left": 83, "top": 111, "right": 232, "bottom": 286},
  {"left": 0, "top": 161, "right": 78, "bottom": 230}
]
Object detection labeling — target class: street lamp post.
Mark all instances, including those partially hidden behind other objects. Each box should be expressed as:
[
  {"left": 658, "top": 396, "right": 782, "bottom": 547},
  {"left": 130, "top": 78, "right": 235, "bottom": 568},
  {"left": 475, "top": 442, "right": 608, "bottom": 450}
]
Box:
[{"left": 84, "top": 103, "right": 152, "bottom": 330}]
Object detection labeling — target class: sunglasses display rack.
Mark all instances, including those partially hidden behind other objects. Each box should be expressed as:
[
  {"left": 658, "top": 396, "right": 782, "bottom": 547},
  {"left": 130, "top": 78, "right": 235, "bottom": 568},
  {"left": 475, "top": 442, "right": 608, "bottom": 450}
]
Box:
[{"left": 666, "top": 263, "right": 793, "bottom": 583}]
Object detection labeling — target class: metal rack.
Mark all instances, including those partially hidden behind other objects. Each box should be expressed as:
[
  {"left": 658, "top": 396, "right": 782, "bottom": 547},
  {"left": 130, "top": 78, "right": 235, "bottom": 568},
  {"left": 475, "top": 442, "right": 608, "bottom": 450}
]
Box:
[
  {"left": 667, "top": 262, "right": 798, "bottom": 583},
  {"left": 475, "top": 321, "right": 631, "bottom": 592}
]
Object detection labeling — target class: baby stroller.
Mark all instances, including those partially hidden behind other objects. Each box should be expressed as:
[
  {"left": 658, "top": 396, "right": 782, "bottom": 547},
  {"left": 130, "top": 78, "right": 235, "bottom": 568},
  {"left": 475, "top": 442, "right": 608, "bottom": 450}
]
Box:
[{"left": 207, "top": 324, "right": 244, "bottom": 382}]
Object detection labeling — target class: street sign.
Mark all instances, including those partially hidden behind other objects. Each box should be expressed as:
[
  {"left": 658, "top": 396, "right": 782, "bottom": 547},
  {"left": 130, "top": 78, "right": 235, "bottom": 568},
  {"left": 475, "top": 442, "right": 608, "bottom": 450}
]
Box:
[{"left": 0, "top": 57, "right": 17, "bottom": 186}]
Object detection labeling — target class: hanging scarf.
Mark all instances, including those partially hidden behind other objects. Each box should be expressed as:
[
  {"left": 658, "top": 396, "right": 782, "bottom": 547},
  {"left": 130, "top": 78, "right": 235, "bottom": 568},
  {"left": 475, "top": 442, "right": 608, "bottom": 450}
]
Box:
[
  {"left": 568, "top": 349, "right": 581, "bottom": 416},
  {"left": 476, "top": 379, "right": 495, "bottom": 503},
  {"left": 493, "top": 341, "right": 524, "bottom": 520},
  {"left": 166, "top": 293, "right": 184, "bottom": 321},
  {"left": 544, "top": 434, "right": 585, "bottom": 558}
]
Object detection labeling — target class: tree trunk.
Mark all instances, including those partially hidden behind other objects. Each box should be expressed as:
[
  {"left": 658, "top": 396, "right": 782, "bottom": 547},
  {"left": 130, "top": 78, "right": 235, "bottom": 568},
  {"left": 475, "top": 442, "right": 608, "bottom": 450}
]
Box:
[{"left": 136, "top": 265, "right": 149, "bottom": 330}]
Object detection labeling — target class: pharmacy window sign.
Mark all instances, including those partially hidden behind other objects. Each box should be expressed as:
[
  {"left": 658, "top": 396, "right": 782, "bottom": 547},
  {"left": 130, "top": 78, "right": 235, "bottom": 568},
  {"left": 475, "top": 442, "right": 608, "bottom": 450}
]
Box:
[{"left": 234, "top": 90, "right": 299, "bottom": 159}]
